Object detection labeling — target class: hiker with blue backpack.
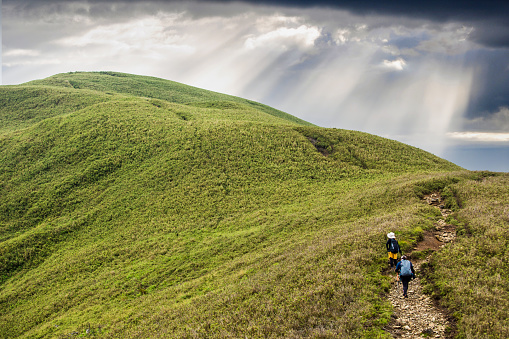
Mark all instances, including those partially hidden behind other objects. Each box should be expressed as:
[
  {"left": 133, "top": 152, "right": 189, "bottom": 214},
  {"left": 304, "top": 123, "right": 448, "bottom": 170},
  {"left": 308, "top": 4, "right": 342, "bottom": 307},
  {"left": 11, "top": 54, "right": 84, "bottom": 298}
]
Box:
[
  {"left": 395, "top": 255, "right": 416, "bottom": 298},
  {"left": 386, "top": 232, "right": 401, "bottom": 268}
]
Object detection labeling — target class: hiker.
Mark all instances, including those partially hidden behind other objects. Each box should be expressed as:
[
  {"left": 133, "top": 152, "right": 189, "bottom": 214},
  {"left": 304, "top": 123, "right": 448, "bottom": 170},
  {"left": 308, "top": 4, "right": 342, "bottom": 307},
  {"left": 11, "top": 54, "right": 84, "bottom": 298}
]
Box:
[
  {"left": 395, "top": 255, "right": 416, "bottom": 298},
  {"left": 386, "top": 232, "right": 401, "bottom": 268}
]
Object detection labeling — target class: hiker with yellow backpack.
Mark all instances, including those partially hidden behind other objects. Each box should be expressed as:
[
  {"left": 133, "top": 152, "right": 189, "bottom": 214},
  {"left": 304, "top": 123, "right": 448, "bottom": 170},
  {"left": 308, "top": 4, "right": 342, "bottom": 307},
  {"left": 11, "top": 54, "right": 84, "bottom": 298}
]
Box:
[{"left": 386, "top": 232, "right": 401, "bottom": 268}]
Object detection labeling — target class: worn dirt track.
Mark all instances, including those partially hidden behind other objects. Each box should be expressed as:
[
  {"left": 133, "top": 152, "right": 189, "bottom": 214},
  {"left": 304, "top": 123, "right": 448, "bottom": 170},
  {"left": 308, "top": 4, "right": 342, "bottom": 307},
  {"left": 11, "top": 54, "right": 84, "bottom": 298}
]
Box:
[{"left": 384, "top": 193, "right": 456, "bottom": 339}]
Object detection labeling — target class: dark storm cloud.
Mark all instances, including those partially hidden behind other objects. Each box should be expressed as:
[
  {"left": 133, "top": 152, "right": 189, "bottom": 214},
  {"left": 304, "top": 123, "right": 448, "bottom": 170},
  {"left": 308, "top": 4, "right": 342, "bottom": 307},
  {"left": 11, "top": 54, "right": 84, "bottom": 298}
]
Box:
[
  {"left": 464, "top": 49, "right": 509, "bottom": 119},
  {"left": 227, "top": 0, "right": 509, "bottom": 47},
  {"left": 13, "top": 0, "right": 506, "bottom": 20},
  {"left": 222, "top": 0, "right": 508, "bottom": 20}
]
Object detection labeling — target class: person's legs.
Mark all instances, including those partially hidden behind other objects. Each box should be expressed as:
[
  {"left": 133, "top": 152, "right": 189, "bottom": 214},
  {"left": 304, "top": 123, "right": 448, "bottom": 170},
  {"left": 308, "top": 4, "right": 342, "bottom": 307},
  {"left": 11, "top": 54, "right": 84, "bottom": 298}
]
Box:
[
  {"left": 400, "top": 276, "right": 411, "bottom": 297},
  {"left": 388, "top": 252, "right": 398, "bottom": 267}
]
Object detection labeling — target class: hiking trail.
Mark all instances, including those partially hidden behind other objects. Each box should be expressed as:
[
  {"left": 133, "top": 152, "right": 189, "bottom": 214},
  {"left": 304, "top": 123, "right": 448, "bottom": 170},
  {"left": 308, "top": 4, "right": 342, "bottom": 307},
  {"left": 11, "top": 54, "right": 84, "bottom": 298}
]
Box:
[{"left": 384, "top": 193, "right": 456, "bottom": 339}]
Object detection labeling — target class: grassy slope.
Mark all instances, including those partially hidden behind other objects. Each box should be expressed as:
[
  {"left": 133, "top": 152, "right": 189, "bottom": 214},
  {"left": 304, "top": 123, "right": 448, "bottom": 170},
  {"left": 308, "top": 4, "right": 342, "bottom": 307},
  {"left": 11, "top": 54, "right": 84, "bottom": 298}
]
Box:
[
  {"left": 0, "top": 72, "right": 504, "bottom": 338},
  {"left": 0, "top": 85, "right": 114, "bottom": 134}
]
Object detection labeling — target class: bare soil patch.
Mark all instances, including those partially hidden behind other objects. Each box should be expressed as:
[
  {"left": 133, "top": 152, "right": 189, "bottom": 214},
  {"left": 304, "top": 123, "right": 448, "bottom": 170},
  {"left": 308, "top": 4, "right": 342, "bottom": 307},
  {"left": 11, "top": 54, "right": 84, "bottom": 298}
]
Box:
[{"left": 414, "top": 231, "right": 443, "bottom": 252}]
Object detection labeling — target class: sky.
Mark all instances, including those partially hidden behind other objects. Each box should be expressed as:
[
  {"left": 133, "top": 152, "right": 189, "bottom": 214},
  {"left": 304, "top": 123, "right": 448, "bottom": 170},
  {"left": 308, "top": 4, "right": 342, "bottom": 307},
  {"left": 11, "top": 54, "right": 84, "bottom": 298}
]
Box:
[{"left": 2, "top": 0, "right": 509, "bottom": 172}]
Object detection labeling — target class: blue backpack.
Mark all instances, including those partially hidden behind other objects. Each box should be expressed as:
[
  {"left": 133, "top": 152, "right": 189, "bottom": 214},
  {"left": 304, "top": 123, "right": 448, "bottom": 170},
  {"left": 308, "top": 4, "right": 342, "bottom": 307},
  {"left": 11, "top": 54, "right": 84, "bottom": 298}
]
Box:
[{"left": 399, "top": 260, "right": 412, "bottom": 277}]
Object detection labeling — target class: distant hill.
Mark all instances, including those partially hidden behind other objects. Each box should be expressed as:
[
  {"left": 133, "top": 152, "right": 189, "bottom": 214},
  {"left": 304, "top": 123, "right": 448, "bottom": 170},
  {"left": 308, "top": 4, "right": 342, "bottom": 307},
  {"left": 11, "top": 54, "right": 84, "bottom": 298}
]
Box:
[{"left": 0, "top": 72, "right": 506, "bottom": 338}]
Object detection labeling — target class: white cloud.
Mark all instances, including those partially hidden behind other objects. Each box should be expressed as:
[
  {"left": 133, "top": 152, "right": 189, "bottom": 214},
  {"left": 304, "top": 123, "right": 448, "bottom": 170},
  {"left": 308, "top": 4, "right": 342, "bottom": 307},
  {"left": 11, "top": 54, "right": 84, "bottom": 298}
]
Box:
[
  {"left": 4, "top": 49, "right": 41, "bottom": 57},
  {"left": 381, "top": 58, "right": 406, "bottom": 71},
  {"left": 3, "top": 49, "right": 60, "bottom": 67},
  {"left": 416, "top": 24, "right": 475, "bottom": 55},
  {"left": 3, "top": 59, "right": 61, "bottom": 67},
  {"left": 333, "top": 24, "right": 376, "bottom": 45},
  {"left": 244, "top": 25, "right": 321, "bottom": 51},
  {"left": 254, "top": 15, "right": 302, "bottom": 31},
  {"left": 447, "top": 132, "right": 509, "bottom": 142},
  {"left": 335, "top": 28, "right": 351, "bottom": 44},
  {"left": 56, "top": 14, "right": 196, "bottom": 57}
]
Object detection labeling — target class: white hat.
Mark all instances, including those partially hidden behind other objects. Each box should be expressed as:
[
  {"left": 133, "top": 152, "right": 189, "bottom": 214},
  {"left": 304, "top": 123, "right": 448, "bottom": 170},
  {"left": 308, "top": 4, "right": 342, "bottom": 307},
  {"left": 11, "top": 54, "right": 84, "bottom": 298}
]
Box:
[{"left": 387, "top": 232, "right": 395, "bottom": 239}]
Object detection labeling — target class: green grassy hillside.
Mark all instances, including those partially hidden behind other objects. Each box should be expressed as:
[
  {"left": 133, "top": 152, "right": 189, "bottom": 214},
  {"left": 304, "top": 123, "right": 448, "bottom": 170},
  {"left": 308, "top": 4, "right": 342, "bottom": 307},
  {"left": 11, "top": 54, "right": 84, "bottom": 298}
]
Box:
[{"left": 0, "top": 72, "right": 506, "bottom": 338}]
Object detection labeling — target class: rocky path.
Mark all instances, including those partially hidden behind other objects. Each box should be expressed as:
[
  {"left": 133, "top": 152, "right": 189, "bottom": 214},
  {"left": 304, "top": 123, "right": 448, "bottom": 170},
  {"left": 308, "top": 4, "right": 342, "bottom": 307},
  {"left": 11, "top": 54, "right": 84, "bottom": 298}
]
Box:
[
  {"left": 385, "top": 193, "right": 456, "bottom": 339},
  {"left": 385, "top": 262, "right": 449, "bottom": 338}
]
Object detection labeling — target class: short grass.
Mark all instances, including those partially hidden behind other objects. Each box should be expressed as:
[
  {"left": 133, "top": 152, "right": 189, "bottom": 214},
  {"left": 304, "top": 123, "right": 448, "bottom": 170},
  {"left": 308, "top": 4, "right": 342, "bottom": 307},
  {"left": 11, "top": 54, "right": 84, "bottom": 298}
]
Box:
[{"left": 0, "top": 72, "right": 505, "bottom": 338}]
